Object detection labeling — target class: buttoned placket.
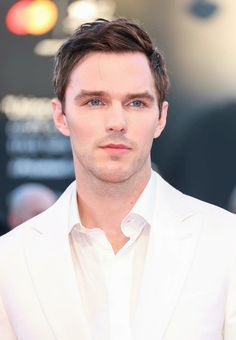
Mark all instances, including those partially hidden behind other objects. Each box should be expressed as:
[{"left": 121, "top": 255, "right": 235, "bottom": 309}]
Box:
[{"left": 72, "top": 215, "right": 146, "bottom": 340}]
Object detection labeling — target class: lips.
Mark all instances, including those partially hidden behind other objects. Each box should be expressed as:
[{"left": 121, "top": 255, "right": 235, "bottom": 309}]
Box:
[{"left": 101, "top": 144, "right": 131, "bottom": 150}]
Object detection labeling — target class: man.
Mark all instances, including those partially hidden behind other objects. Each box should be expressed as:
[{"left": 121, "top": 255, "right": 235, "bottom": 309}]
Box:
[
  {"left": 0, "top": 18, "right": 236, "bottom": 340},
  {"left": 7, "top": 183, "right": 57, "bottom": 230}
]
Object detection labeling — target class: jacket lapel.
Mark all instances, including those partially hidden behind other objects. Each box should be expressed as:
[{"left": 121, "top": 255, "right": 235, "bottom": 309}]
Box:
[
  {"left": 132, "top": 174, "right": 204, "bottom": 340},
  {"left": 23, "top": 182, "right": 90, "bottom": 340}
]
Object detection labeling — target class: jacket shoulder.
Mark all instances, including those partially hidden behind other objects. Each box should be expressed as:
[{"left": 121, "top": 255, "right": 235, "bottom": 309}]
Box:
[
  {"left": 0, "top": 181, "right": 76, "bottom": 260},
  {"left": 157, "top": 173, "right": 236, "bottom": 228}
]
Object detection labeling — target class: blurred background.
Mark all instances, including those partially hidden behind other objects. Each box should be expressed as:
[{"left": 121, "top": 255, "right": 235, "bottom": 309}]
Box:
[{"left": 0, "top": 0, "right": 236, "bottom": 233}]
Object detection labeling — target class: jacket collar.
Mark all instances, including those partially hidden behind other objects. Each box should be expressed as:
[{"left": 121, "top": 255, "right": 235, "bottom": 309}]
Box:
[{"left": 31, "top": 171, "right": 198, "bottom": 237}]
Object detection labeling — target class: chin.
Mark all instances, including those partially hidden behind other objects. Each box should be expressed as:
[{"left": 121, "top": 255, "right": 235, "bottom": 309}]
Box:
[
  {"left": 92, "top": 167, "right": 135, "bottom": 184},
  {"left": 96, "top": 173, "right": 130, "bottom": 184}
]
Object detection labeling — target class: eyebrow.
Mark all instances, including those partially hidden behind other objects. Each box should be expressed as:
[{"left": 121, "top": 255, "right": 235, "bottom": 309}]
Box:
[
  {"left": 74, "top": 90, "right": 106, "bottom": 102},
  {"left": 74, "top": 90, "right": 155, "bottom": 103},
  {"left": 124, "top": 92, "right": 155, "bottom": 102}
]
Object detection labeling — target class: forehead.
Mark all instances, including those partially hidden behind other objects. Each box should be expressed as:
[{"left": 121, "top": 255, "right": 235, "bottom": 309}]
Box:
[{"left": 67, "top": 52, "right": 156, "bottom": 95}]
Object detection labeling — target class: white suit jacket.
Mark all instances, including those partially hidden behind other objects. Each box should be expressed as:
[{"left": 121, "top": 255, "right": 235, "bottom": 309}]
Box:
[{"left": 1, "top": 173, "right": 236, "bottom": 340}]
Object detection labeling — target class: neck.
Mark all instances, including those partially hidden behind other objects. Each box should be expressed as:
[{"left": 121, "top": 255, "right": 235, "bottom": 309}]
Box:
[
  {"left": 75, "top": 168, "right": 151, "bottom": 231},
  {"left": 75, "top": 168, "right": 151, "bottom": 253}
]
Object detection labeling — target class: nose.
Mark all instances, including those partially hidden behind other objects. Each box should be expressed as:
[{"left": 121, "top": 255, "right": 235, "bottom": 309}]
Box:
[{"left": 105, "top": 104, "right": 127, "bottom": 134}]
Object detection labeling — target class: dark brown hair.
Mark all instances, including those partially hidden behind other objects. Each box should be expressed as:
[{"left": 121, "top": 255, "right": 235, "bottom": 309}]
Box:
[{"left": 53, "top": 18, "right": 169, "bottom": 111}]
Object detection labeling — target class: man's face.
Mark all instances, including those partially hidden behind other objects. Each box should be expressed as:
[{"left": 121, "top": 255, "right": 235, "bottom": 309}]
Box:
[{"left": 53, "top": 52, "right": 167, "bottom": 183}]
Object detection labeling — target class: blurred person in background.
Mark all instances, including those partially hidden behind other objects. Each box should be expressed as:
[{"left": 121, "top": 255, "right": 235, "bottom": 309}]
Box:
[
  {"left": 7, "top": 183, "right": 57, "bottom": 229},
  {"left": 0, "top": 18, "right": 236, "bottom": 340}
]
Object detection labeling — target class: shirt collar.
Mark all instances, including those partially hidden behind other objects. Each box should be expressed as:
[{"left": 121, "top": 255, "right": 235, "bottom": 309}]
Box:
[
  {"left": 68, "top": 170, "right": 157, "bottom": 234},
  {"left": 127, "top": 170, "right": 157, "bottom": 226}
]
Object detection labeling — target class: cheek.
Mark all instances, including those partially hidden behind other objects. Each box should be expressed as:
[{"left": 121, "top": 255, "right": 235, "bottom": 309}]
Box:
[
  {"left": 68, "top": 118, "right": 100, "bottom": 146},
  {"left": 135, "top": 120, "right": 159, "bottom": 141}
]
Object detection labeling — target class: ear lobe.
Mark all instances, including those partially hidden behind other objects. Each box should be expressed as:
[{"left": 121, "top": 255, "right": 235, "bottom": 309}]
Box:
[
  {"left": 154, "top": 101, "right": 168, "bottom": 139},
  {"left": 52, "top": 98, "right": 70, "bottom": 137}
]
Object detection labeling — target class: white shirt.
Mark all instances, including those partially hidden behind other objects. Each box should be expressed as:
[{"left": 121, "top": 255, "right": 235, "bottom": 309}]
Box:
[{"left": 69, "top": 172, "right": 157, "bottom": 340}]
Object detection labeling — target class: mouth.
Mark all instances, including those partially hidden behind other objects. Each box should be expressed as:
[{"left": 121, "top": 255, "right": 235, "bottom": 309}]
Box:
[{"left": 99, "top": 143, "right": 132, "bottom": 152}]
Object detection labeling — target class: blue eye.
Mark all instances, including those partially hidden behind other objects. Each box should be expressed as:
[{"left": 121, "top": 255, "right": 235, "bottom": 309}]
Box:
[
  {"left": 130, "top": 100, "right": 143, "bottom": 107},
  {"left": 89, "top": 98, "right": 102, "bottom": 106}
]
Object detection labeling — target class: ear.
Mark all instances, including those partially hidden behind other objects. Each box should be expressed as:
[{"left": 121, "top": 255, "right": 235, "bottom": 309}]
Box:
[
  {"left": 154, "top": 101, "right": 168, "bottom": 139},
  {"left": 52, "top": 98, "right": 70, "bottom": 137}
]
